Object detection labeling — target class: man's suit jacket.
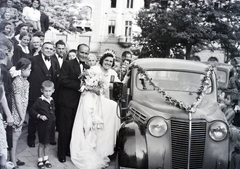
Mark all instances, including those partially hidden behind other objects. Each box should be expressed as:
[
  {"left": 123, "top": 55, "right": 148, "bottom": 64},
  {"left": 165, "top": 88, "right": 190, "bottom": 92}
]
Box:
[
  {"left": 51, "top": 54, "right": 67, "bottom": 69},
  {"left": 51, "top": 53, "right": 66, "bottom": 105},
  {"left": 40, "top": 12, "right": 49, "bottom": 34},
  {"left": 28, "top": 54, "right": 59, "bottom": 108},
  {"left": 58, "top": 58, "right": 90, "bottom": 109}
]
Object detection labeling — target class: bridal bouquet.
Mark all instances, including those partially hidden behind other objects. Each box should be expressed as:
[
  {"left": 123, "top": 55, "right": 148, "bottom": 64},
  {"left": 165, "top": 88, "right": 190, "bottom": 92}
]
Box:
[{"left": 79, "top": 67, "right": 106, "bottom": 95}]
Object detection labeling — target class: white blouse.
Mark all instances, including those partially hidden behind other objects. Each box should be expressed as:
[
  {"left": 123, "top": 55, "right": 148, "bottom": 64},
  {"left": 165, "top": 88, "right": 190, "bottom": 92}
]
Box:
[{"left": 22, "top": 6, "right": 40, "bottom": 21}]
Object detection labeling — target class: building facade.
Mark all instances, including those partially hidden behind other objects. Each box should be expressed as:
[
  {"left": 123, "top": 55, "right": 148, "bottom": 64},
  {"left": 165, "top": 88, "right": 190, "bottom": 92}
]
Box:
[{"left": 45, "top": 0, "right": 144, "bottom": 59}]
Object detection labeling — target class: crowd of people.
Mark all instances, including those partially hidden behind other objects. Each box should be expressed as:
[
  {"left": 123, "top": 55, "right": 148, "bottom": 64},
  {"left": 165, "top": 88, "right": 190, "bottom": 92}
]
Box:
[
  {"left": 218, "top": 63, "right": 240, "bottom": 126},
  {"left": 0, "top": 1, "right": 137, "bottom": 169}
]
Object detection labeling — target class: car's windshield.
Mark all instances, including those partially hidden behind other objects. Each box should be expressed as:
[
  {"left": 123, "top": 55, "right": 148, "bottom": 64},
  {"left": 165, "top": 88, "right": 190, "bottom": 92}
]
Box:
[{"left": 136, "top": 70, "right": 212, "bottom": 93}]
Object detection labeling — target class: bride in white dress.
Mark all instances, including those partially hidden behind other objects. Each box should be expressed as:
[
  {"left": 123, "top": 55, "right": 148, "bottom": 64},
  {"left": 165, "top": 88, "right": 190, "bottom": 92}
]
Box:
[{"left": 70, "top": 53, "right": 121, "bottom": 169}]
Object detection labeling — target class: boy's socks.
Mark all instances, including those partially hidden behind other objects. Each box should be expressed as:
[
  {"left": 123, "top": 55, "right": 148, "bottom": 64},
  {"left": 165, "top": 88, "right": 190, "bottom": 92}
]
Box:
[
  {"left": 37, "top": 158, "right": 45, "bottom": 169},
  {"left": 43, "top": 156, "right": 48, "bottom": 161},
  {"left": 38, "top": 157, "right": 43, "bottom": 162}
]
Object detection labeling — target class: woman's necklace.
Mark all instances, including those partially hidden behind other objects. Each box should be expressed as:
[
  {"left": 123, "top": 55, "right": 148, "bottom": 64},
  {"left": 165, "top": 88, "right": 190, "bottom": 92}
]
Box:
[{"left": 101, "top": 67, "right": 108, "bottom": 77}]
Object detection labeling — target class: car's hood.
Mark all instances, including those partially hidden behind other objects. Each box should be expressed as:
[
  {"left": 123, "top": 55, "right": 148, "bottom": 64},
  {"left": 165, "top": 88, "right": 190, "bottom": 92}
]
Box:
[{"left": 130, "top": 92, "right": 226, "bottom": 122}]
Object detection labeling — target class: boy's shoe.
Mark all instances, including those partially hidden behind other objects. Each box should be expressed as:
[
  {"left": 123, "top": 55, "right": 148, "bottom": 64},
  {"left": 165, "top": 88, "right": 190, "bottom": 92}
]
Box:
[
  {"left": 37, "top": 161, "right": 45, "bottom": 169},
  {"left": 16, "top": 159, "right": 25, "bottom": 166},
  {"left": 13, "top": 166, "right": 19, "bottom": 169},
  {"left": 44, "top": 160, "right": 52, "bottom": 168},
  {"left": 5, "top": 161, "right": 15, "bottom": 168},
  {"left": 50, "top": 142, "right": 56, "bottom": 145}
]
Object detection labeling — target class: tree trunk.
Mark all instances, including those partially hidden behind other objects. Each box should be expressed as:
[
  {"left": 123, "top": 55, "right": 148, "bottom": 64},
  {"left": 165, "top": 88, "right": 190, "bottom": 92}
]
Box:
[{"left": 185, "top": 43, "right": 192, "bottom": 60}]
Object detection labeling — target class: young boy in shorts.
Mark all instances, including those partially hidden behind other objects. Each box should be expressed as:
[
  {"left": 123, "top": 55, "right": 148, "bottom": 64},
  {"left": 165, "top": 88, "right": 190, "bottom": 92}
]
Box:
[{"left": 30, "top": 80, "right": 55, "bottom": 169}]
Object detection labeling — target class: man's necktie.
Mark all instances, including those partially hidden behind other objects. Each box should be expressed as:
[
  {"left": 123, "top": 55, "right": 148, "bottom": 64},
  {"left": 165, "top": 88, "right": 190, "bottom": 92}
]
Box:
[{"left": 45, "top": 56, "right": 50, "bottom": 61}]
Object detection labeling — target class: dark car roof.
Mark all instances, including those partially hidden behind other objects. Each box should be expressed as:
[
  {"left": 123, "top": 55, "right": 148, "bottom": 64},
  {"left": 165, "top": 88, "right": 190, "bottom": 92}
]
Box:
[{"left": 133, "top": 58, "right": 209, "bottom": 73}]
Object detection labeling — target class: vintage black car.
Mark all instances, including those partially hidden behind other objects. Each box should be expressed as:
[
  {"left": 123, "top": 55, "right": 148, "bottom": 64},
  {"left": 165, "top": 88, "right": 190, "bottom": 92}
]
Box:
[{"left": 115, "top": 58, "right": 237, "bottom": 169}]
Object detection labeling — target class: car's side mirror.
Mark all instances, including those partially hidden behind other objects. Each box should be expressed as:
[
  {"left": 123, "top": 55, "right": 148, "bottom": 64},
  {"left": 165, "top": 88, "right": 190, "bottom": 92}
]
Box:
[{"left": 112, "top": 82, "right": 123, "bottom": 101}]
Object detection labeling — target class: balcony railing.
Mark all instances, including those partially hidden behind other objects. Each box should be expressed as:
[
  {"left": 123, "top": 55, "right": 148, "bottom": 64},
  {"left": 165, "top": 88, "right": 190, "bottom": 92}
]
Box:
[
  {"left": 73, "top": 20, "right": 92, "bottom": 32},
  {"left": 118, "top": 35, "right": 132, "bottom": 48}
]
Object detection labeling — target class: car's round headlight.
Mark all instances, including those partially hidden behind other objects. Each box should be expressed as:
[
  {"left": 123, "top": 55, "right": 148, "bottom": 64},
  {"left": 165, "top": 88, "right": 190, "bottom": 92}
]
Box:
[
  {"left": 148, "top": 117, "right": 167, "bottom": 137},
  {"left": 209, "top": 121, "right": 228, "bottom": 141}
]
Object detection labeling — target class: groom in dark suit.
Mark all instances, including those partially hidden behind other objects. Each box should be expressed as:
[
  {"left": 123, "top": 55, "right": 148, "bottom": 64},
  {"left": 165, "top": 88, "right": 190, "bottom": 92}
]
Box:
[
  {"left": 57, "top": 43, "right": 90, "bottom": 163},
  {"left": 27, "top": 42, "right": 59, "bottom": 147}
]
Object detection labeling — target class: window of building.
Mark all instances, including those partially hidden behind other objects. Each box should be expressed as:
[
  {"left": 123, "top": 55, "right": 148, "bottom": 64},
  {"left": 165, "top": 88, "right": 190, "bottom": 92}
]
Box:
[
  {"left": 125, "top": 21, "right": 132, "bottom": 36},
  {"left": 111, "top": 0, "right": 117, "bottom": 8},
  {"left": 127, "top": 0, "right": 133, "bottom": 8},
  {"left": 108, "top": 20, "right": 115, "bottom": 34}
]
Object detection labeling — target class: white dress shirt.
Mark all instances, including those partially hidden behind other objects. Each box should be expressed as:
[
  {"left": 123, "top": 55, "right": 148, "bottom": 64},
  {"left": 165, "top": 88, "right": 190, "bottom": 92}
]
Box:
[
  {"left": 42, "top": 54, "right": 51, "bottom": 70},
  {"left": 56, "top": 54, "right": 63, "bottom": 68}
]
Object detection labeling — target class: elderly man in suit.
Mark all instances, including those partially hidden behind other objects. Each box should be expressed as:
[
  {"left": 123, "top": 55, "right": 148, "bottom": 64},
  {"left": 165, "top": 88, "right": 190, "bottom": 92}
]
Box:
[
  {"left": 57, "top": 43, "right": 90, "bottom": 163},
  {"left": 27, "top": 42, "right": 59, "bottom": 147}
]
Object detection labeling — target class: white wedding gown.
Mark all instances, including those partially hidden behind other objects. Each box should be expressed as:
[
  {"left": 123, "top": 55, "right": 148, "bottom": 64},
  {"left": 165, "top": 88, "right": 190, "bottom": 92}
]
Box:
[{"left": 70, "top": 66, "right": 121, "bottom": 169}]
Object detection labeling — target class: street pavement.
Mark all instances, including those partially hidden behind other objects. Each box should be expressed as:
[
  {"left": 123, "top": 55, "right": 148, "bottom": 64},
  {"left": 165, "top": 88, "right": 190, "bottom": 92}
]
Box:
[{"left": 16, "top": 124, "right": 115, "bottom": 169}]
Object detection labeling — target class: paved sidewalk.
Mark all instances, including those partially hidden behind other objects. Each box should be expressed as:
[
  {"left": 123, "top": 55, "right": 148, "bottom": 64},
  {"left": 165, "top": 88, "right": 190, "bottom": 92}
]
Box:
[{"left": 16, "top": 125, "right": 115, "bottom": 169}]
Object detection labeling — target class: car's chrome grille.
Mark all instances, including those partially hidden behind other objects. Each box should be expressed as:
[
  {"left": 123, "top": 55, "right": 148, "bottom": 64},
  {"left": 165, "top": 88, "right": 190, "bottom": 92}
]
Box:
[
  {"left": 130, "top": 108, "right": 147, "bottom": 124},
  {"left": 171, "top": 120, "right": 206, "bottom": 169}
]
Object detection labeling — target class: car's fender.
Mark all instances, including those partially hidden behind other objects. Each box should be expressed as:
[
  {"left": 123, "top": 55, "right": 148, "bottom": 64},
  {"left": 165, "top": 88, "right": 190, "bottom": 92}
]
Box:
[{"left": 116, "top": 119, "right": 148, "bottom": 169}]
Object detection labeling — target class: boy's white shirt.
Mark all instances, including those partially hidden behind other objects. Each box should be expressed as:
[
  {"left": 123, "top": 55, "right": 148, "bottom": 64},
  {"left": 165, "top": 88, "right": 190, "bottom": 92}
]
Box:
[{"left": 40, "top": 95, "right": 53, "bottom": 104}]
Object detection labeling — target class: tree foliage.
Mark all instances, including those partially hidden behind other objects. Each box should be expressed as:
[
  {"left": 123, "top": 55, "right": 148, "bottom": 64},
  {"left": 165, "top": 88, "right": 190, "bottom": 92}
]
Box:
[
  {"left": 136, "top": 0, "right": 240, "bottom": 61},
  {"left": 42, "top": 0, "right": 83, "bottom": 33}
]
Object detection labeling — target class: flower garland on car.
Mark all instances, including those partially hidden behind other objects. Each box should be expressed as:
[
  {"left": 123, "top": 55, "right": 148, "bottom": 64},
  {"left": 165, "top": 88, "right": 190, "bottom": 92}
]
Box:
[
  {"left": 131, "top": 64, "right": 214, "bottom": 113},
  {"left": 79, "top": 68, "right": 106, "bottom": 95}
]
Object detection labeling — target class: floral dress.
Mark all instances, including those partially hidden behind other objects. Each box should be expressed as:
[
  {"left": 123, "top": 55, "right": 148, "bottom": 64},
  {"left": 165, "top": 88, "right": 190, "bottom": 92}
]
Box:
[{"left": 11, "top": 76, "right": 29, "bottom": 132}]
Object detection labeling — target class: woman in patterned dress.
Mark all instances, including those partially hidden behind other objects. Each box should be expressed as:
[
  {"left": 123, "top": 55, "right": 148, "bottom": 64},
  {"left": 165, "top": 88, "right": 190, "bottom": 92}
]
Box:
[{"left": 10, "top": 58, "right": 31, "bottom": 168}]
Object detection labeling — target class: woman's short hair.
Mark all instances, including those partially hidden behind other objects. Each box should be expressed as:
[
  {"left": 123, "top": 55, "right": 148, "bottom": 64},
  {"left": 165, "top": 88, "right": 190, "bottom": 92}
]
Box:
[
  {"left": 0, "top": 20, "right": 12, "bottom": 33},
  {"left": 33, "top": 31, "right": 44, "bottom": 38},
  {"left": 16, "top": 58, "right": 31, "bottom": 70},
  {"left": 19, "top": 31, "right": 31, "bottom": 40},
  {"left": 88, "top": 53, "right": 97, "bottom": 60},
  {"left": 15, "top": 23, "right": 29, "bottom": 35},
  {"left": 31, "top": 0, "right": 40, "bottom": 9},
  {"left": 99, "top": 53, "right": 115, "bottom": 67}
]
